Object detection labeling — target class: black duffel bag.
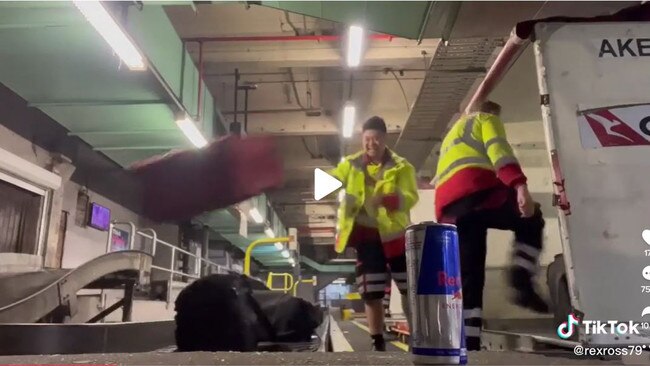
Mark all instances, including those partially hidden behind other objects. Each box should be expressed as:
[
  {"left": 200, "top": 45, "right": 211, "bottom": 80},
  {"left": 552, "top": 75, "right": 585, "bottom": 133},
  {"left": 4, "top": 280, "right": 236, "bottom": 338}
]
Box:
[
  {"left": 174, "top": 274, "right": 322, "bottom": 352},
  {"left": 252, "top": 290, "right": 323, "bottom": 343}
]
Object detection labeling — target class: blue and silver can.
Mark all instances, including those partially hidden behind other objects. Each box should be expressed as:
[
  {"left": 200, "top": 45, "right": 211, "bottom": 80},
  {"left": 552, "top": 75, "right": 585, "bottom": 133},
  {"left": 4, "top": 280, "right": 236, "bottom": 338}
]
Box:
[{"left": 406, "top": 222, "right": 466, "bottom": 365}]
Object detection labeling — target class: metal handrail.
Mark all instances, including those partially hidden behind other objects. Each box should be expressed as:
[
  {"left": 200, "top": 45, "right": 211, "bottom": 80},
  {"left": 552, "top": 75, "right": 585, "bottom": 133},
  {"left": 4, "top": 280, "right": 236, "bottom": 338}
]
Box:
[
  {"left": 266, "top": 272, "right": 294, "bottom": 292},
  {"left": 243, "top": 237, "right": 291, "bottom": 276},
  {"left": 138, "top": 228, "right": 157, "bottom": 256},
  {"left": 106, "top": 221, "right": 227, "bottom": 306},
  {"left": 292, "top": 278, "right": 315, "bottom": 297}
]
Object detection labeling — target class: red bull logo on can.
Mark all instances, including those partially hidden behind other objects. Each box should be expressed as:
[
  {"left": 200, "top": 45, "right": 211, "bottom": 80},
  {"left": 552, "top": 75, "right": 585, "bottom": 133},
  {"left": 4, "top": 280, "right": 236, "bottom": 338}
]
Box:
[{"left": 438, "top": 271, "right": 461, "bottom": 287}]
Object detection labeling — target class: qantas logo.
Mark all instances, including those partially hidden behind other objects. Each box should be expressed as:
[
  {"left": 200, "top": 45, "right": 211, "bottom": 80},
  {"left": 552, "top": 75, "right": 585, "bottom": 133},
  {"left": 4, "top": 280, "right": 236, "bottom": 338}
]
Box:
[{"left": 584, "top": 109, "right": 650, "bottom": 147}]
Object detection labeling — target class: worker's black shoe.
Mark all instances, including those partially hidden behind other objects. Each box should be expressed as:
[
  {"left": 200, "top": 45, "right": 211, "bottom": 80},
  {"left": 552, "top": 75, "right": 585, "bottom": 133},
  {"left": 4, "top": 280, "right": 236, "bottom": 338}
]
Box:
[
  {"left": 466, "top": 336, "right": 481, "bottom": 351},
  {"left": 508, "top": 267, "right": 550, "bottom": 313},
  {"left": 513, "top": 289, "right": 549, "bottom": 313},
  {"left": 371, "top": 334, "right": 386, "bottom": 351}
]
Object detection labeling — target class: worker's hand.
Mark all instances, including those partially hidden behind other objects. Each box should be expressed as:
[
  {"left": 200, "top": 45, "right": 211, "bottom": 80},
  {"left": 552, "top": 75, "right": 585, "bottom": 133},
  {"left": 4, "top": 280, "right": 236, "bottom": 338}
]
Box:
[
  {"left": 368, "top": 195, "right": 384, "bottom": 211},
  {"left": 516, "top": 184, "right": 535, "bottom": 218}
]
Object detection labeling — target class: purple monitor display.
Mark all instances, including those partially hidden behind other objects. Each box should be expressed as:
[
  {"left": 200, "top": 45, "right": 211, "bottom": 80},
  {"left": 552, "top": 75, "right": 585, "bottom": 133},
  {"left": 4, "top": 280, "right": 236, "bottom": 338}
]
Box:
[{"left": 88, "top": 202, "right": 111, "bottom": 231}]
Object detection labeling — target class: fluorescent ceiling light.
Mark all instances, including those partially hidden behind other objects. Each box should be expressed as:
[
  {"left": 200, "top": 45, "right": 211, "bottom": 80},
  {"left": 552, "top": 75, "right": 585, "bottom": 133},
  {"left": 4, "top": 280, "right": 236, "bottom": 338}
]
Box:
[
  {"left": 342, "top": 103, "right": 356, "bottom": 138},
  {"left": 73, "top": 1, "right": 146, "bottom": 71},
  {"left": 249, "top": 207, "right": 264, "bottom": 224},
  {"left": 274, "top": 242, "right": 284, "bottom": 250},
  {"left": 281, "top": 250, "right": 290, "bottom": 258},
  {"left": 176, "top": 117, "right": 208, "bottom": 148},
  {"left": 347, "top": 25, "right": 363, "bottom": 67},
  {"left": 264, "top": 227, "right": 275, "bottom": 238}
]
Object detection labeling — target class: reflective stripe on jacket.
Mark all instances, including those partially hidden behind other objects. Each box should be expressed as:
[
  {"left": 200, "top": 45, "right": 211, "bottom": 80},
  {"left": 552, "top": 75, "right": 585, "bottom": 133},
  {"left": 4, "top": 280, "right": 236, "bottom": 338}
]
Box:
[
  {"left": 434, "top": 112, "right": 527, "bottom": 219},
  {"left": 329, "top": 150, "right": 419, "bottom": 254}
]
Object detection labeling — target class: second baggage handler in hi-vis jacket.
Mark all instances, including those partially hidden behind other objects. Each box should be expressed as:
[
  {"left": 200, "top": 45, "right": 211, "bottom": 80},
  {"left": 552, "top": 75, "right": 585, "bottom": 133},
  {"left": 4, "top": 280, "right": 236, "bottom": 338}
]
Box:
[
  {"left": 434, "top": 101, "right": 549, "bottom": 351},
  {"left": 330, "top": 116, "right": 419, "bottom": 351}
]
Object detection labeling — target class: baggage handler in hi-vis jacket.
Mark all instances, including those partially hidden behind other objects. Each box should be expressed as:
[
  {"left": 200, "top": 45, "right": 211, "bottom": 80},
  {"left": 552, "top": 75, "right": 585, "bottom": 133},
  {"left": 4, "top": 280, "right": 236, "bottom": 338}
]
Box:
[
  {"left": 434, "top": 101, "right": 549, "bottom": 351},
  {"left": 330, "top": 116, "right": 419, "bottom": 351}
]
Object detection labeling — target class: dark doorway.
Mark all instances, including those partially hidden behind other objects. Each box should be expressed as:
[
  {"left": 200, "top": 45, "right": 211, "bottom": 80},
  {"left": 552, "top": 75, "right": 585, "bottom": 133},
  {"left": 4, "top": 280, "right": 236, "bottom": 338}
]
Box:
[{"left": 0, "top": 179, "right": 43, "bottom": 254}]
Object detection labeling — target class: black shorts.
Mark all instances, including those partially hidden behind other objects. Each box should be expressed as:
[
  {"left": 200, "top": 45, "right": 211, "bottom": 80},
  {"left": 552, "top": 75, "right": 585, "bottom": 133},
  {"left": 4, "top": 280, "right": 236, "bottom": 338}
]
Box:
[{"left": 351, "top": 225, "right": 407, "bottom": 301}]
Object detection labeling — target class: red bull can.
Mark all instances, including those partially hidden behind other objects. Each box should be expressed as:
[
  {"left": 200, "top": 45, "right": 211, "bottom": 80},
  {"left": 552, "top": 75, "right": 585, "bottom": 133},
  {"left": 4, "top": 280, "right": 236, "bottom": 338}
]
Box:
[{"left": 406, "top": 222, "right": 466, "bottom": 365}]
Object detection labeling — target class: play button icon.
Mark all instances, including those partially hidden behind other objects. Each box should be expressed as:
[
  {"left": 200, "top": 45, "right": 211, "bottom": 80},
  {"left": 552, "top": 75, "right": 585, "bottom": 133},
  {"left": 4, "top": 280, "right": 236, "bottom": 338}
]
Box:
[{"left": 314, "top": 168, "right": 342, "bottom": 201}]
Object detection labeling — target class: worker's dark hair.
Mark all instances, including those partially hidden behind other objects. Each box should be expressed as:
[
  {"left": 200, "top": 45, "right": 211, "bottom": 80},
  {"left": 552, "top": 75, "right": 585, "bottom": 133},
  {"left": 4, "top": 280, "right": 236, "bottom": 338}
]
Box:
[
  {"left": 362, "top": 116, "right": 387, "bottom": 134},
  {"left": 472, "top": 100, "right": 502, "bottom": 116}
]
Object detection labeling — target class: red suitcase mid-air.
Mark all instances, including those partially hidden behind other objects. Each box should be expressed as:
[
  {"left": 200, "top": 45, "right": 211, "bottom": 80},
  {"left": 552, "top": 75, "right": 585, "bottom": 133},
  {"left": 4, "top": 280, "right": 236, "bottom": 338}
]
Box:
[{"left": 130, "top": 135, "right": 284, "bottom": 222}]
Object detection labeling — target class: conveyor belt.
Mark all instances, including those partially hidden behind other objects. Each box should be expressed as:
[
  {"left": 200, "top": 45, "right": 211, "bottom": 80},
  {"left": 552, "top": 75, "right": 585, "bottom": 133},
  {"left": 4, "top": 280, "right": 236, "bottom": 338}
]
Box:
[
  {"left": 0, "top": 348, "right": 637, "bottom": 365},
  {"left": 0, "top": 250, "right": 152, "bottom": 323},
  {"left": 0, "top": 269, "right": 69, "bottom": 308},
  {"left": 0, "top": 320, "right": 175, "bottom": 355},
  {"left": 331, "top": 312, "right": 408, "bottom": 352}
]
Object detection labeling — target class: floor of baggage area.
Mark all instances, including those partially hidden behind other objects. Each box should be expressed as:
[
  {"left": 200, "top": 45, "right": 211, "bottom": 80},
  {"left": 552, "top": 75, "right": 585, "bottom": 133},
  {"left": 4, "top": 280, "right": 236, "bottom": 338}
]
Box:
[
  {"left": 0, "top": 313, "right": 646, "bottom": 365},
  {"left": 0, "top": 350, "right": 642, "bottom": 365},
  {"left": 330, "top": 311, "right": 408, "bottom": 352}
]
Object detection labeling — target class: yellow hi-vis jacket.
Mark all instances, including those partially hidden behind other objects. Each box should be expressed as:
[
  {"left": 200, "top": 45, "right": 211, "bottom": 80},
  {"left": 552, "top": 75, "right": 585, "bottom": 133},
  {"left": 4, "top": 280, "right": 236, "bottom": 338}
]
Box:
[
  {"left": 329, "top": 150, "right": 419, "bottom": 254},
  {"left": 434, "top": 112, "right": 526, "bottom": 219}
]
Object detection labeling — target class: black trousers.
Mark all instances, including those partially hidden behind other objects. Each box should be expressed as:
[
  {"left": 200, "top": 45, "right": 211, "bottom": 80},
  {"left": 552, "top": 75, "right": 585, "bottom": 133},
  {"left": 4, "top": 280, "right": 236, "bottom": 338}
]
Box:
[{"left": 449, "top": 191, "right": 545, "bottom": 351}]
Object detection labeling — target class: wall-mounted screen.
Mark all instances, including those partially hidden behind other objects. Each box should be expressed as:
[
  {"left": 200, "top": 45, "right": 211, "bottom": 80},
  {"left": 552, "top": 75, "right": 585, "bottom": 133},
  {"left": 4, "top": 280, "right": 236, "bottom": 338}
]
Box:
[{"left": 88, "top": 202, "right": 111, "bottom": 231}]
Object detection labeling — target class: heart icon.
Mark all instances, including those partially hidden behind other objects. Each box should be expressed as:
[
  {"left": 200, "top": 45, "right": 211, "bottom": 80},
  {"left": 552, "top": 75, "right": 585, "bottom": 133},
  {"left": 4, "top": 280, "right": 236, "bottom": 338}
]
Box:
[{"left": 642, "top": 229, "right": 650, "bottom": 246}]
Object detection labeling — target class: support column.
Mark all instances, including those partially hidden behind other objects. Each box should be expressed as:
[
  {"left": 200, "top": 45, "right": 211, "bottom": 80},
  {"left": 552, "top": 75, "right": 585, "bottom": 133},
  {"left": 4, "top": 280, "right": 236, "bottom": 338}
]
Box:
[
  {"left": 201, "top": 226, "right": 209, "bottom": 276},
  {"left": 122, "top": 280, "right": 135, "bottom": 322},
  {"left": 43, "top": 154, "right": 75, "bottom": 269}
]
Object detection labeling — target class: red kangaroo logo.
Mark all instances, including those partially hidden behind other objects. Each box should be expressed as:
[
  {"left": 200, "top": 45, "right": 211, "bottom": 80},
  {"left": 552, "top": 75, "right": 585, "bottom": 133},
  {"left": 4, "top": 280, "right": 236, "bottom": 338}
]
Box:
[{"left": 584, "top": 110, "right": 650, "bottom": 147}]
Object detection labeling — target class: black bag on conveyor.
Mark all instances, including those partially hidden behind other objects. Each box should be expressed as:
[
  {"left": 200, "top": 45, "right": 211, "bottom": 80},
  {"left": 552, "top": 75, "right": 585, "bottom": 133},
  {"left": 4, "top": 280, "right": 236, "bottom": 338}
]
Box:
[
  {"left": 251, "top": 290, "right": 324, "bottom": 343},
  {"left": 174, "top": 274, "right": 274, "bottom": 352},
  {"left": 174, "top": 274, "right": 323, "bottom": 352}
]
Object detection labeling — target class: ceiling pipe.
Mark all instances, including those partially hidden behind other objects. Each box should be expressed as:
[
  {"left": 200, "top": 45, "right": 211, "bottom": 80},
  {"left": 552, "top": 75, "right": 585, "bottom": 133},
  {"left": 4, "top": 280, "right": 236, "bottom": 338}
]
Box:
[
  {"left": 208, "top": 77, "right": 425, "bottom": 84},
  {"left": 206, "top": 68, "right": 429, "bottom": 77},
  {"left": 221, "top": 108, "right": 322, "bottom": 115},
  {"left": 183, "top": 34, "right": 395, "bottom": 43},
  {"left": 464, "top": 30, "right": 526, "bottom": 114}
]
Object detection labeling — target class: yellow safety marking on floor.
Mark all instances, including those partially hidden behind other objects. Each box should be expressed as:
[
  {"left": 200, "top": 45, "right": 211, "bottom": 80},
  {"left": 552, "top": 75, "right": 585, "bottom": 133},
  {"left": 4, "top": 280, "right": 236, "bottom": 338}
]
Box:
[
  {"left": 390, "top": 340, "right": 409, "bottom": 352},
  {"left": 330, "top": 315, "right": 354, "bottom": 352},
  {"left": 351, "top": 320, "right": 370, "bottom": 333},
  {"left": 351, "top": 320, "right": 409, "bottom": 352}
]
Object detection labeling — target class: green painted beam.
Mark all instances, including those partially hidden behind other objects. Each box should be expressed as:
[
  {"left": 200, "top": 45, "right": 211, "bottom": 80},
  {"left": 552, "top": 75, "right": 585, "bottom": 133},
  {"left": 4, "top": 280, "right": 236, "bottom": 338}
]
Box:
[
  {"left": 125, "top": 3, "right": 215, "bottom": 137},
  {"left": 68, "top": 130, "right": 179, "bottom": 137},
  {"left": 301, "top": 255, "right": 354, "bottom": 273}
]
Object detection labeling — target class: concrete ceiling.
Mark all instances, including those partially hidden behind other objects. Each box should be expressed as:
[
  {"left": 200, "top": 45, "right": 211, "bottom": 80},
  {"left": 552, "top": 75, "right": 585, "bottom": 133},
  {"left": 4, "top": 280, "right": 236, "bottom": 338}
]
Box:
[
  {"left": 0, "top": 1, "right": 635, "bottom": 271},
  {"left": 167, "top": 1, "right": 634, "bottom": 262},
  {"left": 166, "top": 2, "right": 437, "bottom": 250}
]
